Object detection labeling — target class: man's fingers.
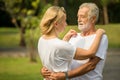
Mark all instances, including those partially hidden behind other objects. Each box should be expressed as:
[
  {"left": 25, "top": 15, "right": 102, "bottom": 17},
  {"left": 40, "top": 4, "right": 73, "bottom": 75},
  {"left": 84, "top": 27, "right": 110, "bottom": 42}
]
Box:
[
  {"left": 43, "top": 71, "right": 51, "bottom": 76},
  {"left": 40, "top": 66, "right": 52, "bottom": 78},
  {"left": 49, "top": 72, "right": 56, "bottom": 80}
]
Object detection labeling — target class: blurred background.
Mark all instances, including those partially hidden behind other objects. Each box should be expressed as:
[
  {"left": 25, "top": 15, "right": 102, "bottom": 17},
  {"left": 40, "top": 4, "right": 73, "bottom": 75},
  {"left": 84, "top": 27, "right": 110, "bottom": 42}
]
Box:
[{"left": 0, "top": 0, "right": 120, "bottom": 80}]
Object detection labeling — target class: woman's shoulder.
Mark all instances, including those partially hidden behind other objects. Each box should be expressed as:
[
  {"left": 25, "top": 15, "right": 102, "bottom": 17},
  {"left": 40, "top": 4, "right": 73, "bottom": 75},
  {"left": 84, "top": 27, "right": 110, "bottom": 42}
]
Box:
[
  {"left": 54, "top": 39, "right": 73, "bottom": 49},
  {"left": 56, "top": 39, "right": 70, "bottom": 45}
]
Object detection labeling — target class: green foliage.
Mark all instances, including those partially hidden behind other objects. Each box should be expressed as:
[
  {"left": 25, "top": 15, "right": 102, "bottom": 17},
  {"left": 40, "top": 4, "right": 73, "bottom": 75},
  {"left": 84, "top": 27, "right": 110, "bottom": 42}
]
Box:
[
  {"left": 22, "top": 16, "right": 40, "bottom": 29},
  {"left": 2, "top": 0, "right": 120, "bottom": 26},
  {"left": 32, "top": 0, "right": 40, "bottom": 9},
  {"left": 100, "top": 0, "right": 110, "bottom": 5},
  {"left": 22, "top": 16, "right": 40, "bottom": 48},
  {"left": 100, "top": 0, "right": 120, "bottom": 6},
  {"left": 38, "top": 3, "right": 52, "bottom": 20},
  {"left": 4, "top": 0, "right": 41, "bottom": 23},
  {"left": 25, "top": 28, "right": 41, "bottom": 48},
  {"left": 4, "top": 0, "right": 22, "bottom": 14}
]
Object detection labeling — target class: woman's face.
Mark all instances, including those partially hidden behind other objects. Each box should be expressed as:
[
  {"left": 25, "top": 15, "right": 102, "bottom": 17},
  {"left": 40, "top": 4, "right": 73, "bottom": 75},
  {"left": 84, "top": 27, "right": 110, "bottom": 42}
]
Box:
[{"left": 55, "top": 14, "right": 67, "bottom": 33}]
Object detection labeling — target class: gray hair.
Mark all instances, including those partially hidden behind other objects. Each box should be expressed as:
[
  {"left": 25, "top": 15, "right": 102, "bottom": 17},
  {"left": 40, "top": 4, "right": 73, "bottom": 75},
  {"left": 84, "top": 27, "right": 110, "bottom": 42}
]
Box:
[{"left": 79, "top": 3, "right": 99, "bottom": 22}]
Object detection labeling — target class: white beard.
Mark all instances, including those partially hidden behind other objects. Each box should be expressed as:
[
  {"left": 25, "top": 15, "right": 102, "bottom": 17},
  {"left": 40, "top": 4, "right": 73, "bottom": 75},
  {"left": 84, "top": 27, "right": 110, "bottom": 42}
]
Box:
[{"left": 78, "top": 21, "right": 91, "bottom": 32}]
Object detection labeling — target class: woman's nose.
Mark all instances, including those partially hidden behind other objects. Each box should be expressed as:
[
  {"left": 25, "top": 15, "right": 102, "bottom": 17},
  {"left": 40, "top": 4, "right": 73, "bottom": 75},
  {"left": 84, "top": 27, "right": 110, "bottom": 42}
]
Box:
[{"left": 66, "top": 22, "right": 68, "bottom": 26}]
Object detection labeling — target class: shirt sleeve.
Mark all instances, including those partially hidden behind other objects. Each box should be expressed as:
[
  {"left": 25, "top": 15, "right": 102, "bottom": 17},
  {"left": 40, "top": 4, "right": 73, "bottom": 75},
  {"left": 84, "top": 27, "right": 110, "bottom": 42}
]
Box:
[
  {"left": 95, "top": 34, "right": 108, "bottom": 59},
  {"left": 56, "top": 41, "right": 76, "bottom": 61}
]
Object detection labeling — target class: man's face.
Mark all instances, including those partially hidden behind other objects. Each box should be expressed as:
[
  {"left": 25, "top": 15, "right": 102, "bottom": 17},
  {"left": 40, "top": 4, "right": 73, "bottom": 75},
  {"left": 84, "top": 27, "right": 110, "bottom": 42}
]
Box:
[{"left": 77, "top": 7, "right": 91, "bottom": 32}]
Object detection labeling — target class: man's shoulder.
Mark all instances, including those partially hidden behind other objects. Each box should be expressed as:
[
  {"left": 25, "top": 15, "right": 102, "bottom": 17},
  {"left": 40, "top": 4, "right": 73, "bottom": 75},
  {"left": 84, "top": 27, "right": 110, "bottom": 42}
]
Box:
[
  {"left": 100, "top": 34, "right": 108, "bottom": 46},
  {"left": 102, "top": 34, "right": 108, "bottom": 40},
  {"left": 70, "top": 33, "right": 81, "bottom": 39}
]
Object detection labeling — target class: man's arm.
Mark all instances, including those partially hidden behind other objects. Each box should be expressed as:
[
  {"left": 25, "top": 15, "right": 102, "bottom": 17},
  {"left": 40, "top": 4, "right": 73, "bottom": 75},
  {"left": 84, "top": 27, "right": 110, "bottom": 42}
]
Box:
[
  {"left": 68, "top": 57, "right": 101, "bottom": 78},
  {"left": 40, "top": 67, "right": 52, "bottom": 79},
  {"left": 41, "top": 57, "right": 101, "bottom": 80}
]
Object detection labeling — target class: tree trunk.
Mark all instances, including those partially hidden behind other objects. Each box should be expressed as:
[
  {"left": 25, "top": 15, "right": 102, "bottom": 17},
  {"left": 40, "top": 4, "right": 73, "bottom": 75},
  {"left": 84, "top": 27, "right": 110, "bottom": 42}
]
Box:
[
  {"left": 29, "top": 42, "right": 37, "bottom": 62},
  {"left": 19, "top": 26, "right": 26, "bottom": 47},
  {"left": 29, "top": 29, "right": 37, "bottom": 62},
  {"left": 54, "top": 0, "right": 59, "bottom": 6},
  {"left": 103, "top": 5, "right": 109, "bottom": 24},
  {"left": 12, "top": 18, "right": 26, "bottom": 47},
  {"left": 99, "top": 10, "right": 104, "bottom": 24}
]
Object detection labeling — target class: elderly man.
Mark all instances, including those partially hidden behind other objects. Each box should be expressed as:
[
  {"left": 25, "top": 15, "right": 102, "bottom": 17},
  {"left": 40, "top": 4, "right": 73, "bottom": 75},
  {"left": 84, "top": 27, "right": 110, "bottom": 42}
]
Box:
[{"left": 41, "top": 3, "right": 108, "bottom": 80}]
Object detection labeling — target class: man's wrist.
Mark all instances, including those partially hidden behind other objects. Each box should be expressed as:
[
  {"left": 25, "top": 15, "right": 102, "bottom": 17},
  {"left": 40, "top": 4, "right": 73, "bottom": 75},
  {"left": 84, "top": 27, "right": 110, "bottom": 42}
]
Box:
[{"left": 64, "top": 72, "right": 69, "bottom": 80}]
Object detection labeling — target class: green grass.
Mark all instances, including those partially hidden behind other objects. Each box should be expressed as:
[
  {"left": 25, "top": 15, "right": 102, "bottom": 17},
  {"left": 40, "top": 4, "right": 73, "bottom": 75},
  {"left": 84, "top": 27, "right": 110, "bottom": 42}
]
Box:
[
  {"left": 0, "top": 27, "right": 20, "bottom": 48},
  {"left": 0, "top": 57, "right": 43, "bottom": 80},
  {"left": 96, "top": 24, "right": 120, "bottom": 48}
]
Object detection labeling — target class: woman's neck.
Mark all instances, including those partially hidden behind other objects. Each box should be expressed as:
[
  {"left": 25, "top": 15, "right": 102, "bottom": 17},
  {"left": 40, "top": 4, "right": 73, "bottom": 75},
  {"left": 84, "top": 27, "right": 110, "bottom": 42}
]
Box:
[{"left": 43, "top": 30, "right": 58, "bottom": 39}]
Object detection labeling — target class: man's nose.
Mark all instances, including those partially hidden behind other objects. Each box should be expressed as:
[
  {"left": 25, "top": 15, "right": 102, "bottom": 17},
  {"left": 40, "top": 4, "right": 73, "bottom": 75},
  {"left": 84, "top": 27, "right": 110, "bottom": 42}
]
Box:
[
  {"left": 78, "top": 19, "right": 81, "bottom": 23},
  {"left": 78, "top": 17, "right": 81, "bottom": 22}
]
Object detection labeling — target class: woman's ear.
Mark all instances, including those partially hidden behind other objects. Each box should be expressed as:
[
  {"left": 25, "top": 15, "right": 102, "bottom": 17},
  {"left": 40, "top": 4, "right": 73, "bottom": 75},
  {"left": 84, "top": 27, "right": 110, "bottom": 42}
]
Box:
[{"left": 53, "top": 22, "right": 58, "bottom": 27}]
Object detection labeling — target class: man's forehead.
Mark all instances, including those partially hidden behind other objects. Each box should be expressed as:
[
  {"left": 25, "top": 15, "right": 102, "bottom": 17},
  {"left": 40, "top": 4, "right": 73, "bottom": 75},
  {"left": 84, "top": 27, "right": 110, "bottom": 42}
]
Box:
[{"left": 78, "top": 7, "right": 89, "bottom": 15}]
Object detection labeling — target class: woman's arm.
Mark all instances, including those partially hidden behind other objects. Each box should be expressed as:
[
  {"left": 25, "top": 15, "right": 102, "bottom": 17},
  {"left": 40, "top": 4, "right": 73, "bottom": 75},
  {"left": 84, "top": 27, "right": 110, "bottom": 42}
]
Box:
[
  {"left": 74, "top": 29, "right": 105, "bottom": 60},
  {"left": 63, "top": 29, "right": 77, "bottom": 41}
]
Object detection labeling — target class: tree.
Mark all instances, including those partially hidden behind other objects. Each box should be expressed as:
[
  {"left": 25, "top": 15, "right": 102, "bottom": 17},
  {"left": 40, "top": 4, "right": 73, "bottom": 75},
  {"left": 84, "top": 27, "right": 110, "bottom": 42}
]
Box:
[
  {"left": 24, "top": 16, "right": 40, "bottom": 62},
  {"left": 100, "top": 0, "right": 120, "bottom": 24},
  {"left": 53, "top": 0, "right": 59, "bottom": 5},
  {"left": 100, "top": 0, "right": 109, "bottom": 24},
  {"left": 4, "top": 0, "right": 27, "bottom": 46},
  {"left": 3, "top": 0, "right": 41, "bottom": 62}
]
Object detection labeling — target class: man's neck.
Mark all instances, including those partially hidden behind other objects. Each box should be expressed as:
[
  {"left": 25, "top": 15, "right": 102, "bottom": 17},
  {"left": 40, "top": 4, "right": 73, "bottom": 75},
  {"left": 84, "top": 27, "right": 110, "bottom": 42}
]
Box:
[{"left": 81, "top": 29, "right": 96, "bottom": 36}]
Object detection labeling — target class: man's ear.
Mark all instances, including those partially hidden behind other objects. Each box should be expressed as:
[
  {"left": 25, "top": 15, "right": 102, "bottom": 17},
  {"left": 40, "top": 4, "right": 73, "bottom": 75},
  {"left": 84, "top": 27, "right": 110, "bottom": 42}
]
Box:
[{"left": 91, "top": 16, "right": 96, "bottom": 23}]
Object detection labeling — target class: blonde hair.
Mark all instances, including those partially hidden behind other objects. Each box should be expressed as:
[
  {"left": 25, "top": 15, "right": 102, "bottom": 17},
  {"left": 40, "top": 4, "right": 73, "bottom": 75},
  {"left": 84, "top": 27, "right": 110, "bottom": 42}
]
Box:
[
  {"left": 79, "top": 3, "right": 99, "bottom": 22},
  {"left": 40, "top": 6, "right": 66, "bottom": 34}
]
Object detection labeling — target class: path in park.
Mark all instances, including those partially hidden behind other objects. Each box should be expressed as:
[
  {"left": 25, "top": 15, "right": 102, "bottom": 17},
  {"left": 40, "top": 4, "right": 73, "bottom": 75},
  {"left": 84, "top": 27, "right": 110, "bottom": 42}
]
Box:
[
  {"left": 0, "top": 48, "right": 120, "bottom": 80},
  {"left": 103, "top": 48, "right": 120, "bottom": 80}
]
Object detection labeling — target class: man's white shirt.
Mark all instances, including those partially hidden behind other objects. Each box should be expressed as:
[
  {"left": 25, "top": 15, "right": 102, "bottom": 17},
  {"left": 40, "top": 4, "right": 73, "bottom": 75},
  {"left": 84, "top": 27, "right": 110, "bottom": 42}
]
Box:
[{"left": 69, "top": 33, "right": 108, "bottom": 80}]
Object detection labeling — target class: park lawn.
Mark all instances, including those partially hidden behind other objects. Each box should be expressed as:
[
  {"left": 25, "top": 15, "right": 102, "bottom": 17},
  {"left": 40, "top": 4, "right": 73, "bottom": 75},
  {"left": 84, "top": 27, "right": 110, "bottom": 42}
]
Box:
[
  {"left": 0, "top": 57, "right": 43, "bottom": 80},
  {"left": 0, "top": 24, "right": 120, "bottom": 48},
  {"left": 0, "top": 27, "right": 20, "bottom": 48},
  {"left": 96, "top": 24, "right": 120, "bottom": 48}
]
